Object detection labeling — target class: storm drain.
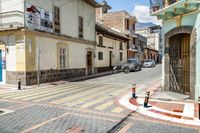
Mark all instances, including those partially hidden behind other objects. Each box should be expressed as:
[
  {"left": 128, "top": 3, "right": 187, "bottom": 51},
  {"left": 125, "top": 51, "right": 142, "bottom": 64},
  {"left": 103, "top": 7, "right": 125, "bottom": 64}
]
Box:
[{"left": 0, "top": 110, "right": 3, "bottom": 114}]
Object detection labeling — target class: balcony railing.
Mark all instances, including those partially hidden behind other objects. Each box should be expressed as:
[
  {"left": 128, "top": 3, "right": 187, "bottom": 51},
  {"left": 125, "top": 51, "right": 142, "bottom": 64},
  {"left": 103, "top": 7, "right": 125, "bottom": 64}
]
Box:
[
  {"left": 150, "top": 0, "right": 179, "bottom": 13},
  {"left": 0, "top": 11, "right": 24, "bottom": 30}
]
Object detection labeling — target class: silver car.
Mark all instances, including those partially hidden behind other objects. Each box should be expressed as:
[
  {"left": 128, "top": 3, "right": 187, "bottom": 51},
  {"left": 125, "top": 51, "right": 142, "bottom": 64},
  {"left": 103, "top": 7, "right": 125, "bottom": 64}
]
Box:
[{"left": 143, "top": 59, "right": 156, "bottom": 68}]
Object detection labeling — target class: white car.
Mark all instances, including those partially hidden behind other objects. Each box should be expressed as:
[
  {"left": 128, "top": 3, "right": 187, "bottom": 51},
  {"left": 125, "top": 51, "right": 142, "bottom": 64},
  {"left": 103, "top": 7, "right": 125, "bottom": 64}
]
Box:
[{"left": 143, "top": 59, "right": 156, "bottom": 68}]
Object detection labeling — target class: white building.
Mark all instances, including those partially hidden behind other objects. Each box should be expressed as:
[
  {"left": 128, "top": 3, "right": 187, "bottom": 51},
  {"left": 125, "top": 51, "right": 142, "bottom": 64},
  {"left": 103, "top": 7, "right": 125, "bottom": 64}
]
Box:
[
  {"left": 0, "top": 0, "right": 100, "bottom": 85},
  {"left": 95, "top": 23, "right": 129, "bottom": 72}
]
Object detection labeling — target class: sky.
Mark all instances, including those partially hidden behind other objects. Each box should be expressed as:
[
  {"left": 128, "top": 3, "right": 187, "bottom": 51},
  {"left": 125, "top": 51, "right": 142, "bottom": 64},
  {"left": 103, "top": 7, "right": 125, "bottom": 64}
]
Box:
[{"left": 96, "top": 0, "right": 161, "bottom": 25}]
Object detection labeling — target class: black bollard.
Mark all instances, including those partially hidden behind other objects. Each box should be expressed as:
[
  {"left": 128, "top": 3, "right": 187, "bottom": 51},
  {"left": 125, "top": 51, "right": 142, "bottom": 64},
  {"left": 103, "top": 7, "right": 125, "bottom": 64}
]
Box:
[
  {"left": 132, "top": 82, "right": 137, "bottom": 98},
  {"left": 18, "top": 79, "right": 21, "bottom": 90},
  {"left": 144, "top": 91, "right": 150, "bottom": 108}
]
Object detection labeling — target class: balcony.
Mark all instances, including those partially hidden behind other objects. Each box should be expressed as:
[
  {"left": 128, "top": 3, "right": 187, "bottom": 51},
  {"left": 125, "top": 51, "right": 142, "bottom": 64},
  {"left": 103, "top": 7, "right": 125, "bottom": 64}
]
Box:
[
  {"left": 150, "top": 0, "right": 200, "bottom": 20},
  {"left": 0, "top": 11, "right": 24, "bottom": 30}
]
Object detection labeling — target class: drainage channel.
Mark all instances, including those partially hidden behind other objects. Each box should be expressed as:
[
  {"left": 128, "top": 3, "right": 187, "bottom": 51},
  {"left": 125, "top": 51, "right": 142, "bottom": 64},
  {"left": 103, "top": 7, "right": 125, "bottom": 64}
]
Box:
[
  {"left": 0, "top": 110, "right": 3, "bottom": 114},
  {"left": 106, "top": 111, "right": 135, "bottom": 133}
]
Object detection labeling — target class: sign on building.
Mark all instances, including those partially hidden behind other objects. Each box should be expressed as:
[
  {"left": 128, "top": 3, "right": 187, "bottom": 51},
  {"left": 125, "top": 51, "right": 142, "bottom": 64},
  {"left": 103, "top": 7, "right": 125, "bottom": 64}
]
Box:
[
  {"left": 41, "top": 9, "right": 53, "bottom": 33},
  {"left": 26, "top": 3, "right": 41, "bottom": 30}
]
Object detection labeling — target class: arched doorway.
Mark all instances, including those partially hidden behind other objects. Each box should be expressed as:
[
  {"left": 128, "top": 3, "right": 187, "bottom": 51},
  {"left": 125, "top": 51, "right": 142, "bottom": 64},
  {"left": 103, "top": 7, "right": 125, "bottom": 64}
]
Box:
[{"left": 168, "top": 33, "right": 190, "bottom": 94}]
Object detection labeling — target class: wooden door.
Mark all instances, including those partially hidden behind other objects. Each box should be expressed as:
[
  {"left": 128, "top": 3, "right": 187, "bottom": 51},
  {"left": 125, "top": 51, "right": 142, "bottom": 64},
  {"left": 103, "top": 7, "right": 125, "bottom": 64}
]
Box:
[
  {"left": 109, "top": 51, "right": 112, "bottom": 68},
  {"left": 169, "top": 33, "right": 190, "bottom": 94},
  {"left": 87, "top": 52, "right": 92, "bottom": 75}
]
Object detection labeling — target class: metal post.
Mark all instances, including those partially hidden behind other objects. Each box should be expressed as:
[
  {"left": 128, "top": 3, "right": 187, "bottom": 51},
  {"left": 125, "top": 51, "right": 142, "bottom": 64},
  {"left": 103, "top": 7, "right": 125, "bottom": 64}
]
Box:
[
  {"left": 37, "top": 46, "right": 40, "bottom": 87},
  {"left": 198, "top": 96, "right": 200, "bottom": 120},
  {"left": 18, "top": 78, "right": 21, "bottom": 90},
  {"left": 144, "top": 91, "right": 150, "bottom": 108},
  {"left": 132, "top": 82, "right": 137, "bottom": 98}
]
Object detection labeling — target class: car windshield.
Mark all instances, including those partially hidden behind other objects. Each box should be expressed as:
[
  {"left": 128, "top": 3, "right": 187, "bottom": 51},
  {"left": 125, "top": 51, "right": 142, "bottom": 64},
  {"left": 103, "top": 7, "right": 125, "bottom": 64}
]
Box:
[
  {"left": 144, "top": 60, "right": 152, "bottom": 62},
  {"left": 128, "top": 59, "right": 137, "bottom": 63}
]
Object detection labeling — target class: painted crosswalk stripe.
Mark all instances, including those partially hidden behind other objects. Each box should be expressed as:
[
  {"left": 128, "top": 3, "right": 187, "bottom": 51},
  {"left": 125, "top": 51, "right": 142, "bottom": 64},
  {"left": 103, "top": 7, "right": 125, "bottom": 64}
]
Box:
[
  {"left": 0, "top": 83, "right": 77, "bottom": 99},
  {"left": 66, "top": 86, "right": 116, "bottom": 107},
  {"left": 79, "top": 88, "right": 126, "bottom": 109},
  {"left": 111, "top": 107, "right": 123, "bottom": 113},
  {"left": 24, "top": 83, "right": 100, "bottom": 101},
  {"left": 95, "top": 101, "right": 113, "bottom": 110},
  {"left": 1, "top": 84, "right": 86, "bottom": 99},
  {"left": 21, "top": 82, "right": 94, "bottom": 100},
  {"left": 6, "top": 83, "right": 83, "bottom": 100},
  {"left": 51, "top": 84, "right": 112, "bottom": 105},
  {"left": 64, "top": 85, "right": 122, "bottom": 107}
]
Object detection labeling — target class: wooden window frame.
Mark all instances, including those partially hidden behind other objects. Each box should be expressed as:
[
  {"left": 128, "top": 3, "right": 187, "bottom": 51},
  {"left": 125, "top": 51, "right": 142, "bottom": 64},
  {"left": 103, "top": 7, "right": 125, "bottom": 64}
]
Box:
[
  {"left": 98, "top": 52, "right": 103, "bottom": 60},
  {"left": 79, "top": 16, "right": 83, "bottom": 38},
  {"left": 60, "top": 47, "right": 66, "bottom": 69}
]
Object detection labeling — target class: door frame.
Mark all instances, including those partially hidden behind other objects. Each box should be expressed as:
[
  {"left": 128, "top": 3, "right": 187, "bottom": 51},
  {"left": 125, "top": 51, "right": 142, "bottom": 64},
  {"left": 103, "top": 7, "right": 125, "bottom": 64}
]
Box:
[
  {"left": 164, "top": 26, "right": 195, "bottom": 97},
  {"left": 109, "top": 51, "right": 112, "bottom": 68},
  {"left": 86, "top": 51, "right": 93, "bottom": 75}
]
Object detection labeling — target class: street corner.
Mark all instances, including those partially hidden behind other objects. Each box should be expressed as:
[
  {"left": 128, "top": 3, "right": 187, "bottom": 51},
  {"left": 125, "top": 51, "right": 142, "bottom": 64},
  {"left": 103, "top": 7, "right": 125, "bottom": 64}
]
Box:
[{"left": 118, "top": 91, "right": 200, "bottom": 126}]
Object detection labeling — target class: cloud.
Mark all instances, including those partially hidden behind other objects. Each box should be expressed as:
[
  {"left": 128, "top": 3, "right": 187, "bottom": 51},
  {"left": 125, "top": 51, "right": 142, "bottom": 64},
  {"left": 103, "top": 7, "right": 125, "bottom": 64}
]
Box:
[{"left": 132, "top": 5, "right": 161, "bottom": 25}]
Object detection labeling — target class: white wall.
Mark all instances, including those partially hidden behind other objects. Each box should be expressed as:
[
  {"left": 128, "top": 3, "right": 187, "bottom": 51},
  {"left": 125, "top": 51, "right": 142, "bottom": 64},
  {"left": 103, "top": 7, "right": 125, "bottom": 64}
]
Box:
[
  {"left": 0, "top": 0, "right": 24, "bottom": 28},
  {"left": 95, "top": 34, "right": 127, "bottom": 68},
  {"left": 27, "top": 0, "right": 96, "bottom": 42},
  {"left": 0, "top": 35, "right": 16, "bottom": 71}
]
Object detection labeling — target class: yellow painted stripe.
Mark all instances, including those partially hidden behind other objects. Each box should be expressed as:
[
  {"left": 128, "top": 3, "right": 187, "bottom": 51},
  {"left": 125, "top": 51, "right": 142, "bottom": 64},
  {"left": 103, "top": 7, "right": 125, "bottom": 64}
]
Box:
[
  {"left": 111, "top": 107, "right": 123, "bottom": 113},
  {"left": 77, "top": 88, "right": 125, "bottom": 108},
  {"left": 80, "top": 95, "right": 109, "bottom": 109},
  {"left": 23, "top": 83, "right": 97, "bottom": 101},
  {"left": 66, "top": 86, "right": 114, "bottom": 107},
  {"left": 51, "top": 84, "right": 111, "bottom": 105},
  {"left": 65, "top": 85, "right": 126, "bottom": 107},
  {"left": 1, "top": 83, "right": 77, "bottom": 98},
  {"left": 8, "top": 84, "right": 78, "bottom": 100},
  {"left": 95, "top": 101, "right": 113, "bottom": 110}
]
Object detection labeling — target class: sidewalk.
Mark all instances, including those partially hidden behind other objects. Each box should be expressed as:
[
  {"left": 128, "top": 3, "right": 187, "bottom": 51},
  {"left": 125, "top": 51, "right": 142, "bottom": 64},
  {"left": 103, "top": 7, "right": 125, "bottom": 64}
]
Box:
[
  {"left": 119, "top": 82, "right": 200, "bottom": 126},
  {"left": 0, "top": 71, "right": 113, "bottom": 93},
  {"left": 68, "top": 71, "right": 113, "bottom": 82}
]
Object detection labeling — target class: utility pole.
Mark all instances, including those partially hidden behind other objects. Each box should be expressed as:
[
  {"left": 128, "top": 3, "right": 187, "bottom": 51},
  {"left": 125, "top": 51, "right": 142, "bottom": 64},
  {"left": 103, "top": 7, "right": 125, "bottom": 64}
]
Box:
[{"left": 37, "top": 46, "right": 41, "bottom": 87}]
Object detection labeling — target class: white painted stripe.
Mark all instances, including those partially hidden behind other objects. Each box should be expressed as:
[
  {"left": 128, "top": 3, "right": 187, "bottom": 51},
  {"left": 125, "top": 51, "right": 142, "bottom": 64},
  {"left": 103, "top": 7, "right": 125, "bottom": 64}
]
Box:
[{"left": 183, "top": 103, "right": 194, "bottom": 117}]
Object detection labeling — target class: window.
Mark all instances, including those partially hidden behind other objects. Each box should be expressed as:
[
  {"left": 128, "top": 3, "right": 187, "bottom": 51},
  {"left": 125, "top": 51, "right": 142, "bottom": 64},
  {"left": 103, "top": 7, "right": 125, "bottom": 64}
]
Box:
[
  {"left": 60, "top": 47, "right": 66, "bottom": 69},
  {"left": 98, "top": 52, "right": 103, "bottom": 60},
  {"left": 119, "top": 42, "right": 123, "bottom": 50},
  {"left": 126, "top": 19, "right": 129, "bottom": 30},
  {"left": 79, "top": 16, "right": 83, "bottom": 38},
  {"left": 99, "top": 36, "right": 103, "bottom": 46},
  {"left": 132, "top": 24, "right": 135, "bottom": 31},
  {"left": 54, "top": 6, "right": 60, "bottom": 33},
  {"left": 120, "top": 52, "right": 123, "bottom": 61}
]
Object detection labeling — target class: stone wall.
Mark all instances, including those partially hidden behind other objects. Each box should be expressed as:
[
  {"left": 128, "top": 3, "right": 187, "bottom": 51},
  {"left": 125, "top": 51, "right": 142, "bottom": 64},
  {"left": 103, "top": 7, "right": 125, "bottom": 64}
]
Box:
[{"left": 6, "top": 68, "right": 86, "bottom": 86}]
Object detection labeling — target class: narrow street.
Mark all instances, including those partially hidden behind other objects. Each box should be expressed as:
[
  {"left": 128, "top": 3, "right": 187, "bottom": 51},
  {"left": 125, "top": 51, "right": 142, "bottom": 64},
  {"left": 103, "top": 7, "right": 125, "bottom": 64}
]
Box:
[{"left": 0, "top": 65, "right": 198, "bottom": 133}]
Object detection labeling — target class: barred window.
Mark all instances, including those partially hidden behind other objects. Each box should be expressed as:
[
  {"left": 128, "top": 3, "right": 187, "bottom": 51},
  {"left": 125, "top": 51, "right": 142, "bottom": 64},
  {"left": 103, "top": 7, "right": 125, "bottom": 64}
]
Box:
[{"left": 60, "top": 47, "right": 66, "bottom": 69}]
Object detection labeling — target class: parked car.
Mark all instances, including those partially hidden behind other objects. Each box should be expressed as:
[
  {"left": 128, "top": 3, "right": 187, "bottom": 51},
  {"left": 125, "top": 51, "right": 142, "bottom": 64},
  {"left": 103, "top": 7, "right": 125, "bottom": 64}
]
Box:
[
  {"left": 143, "top": 59, "right": 156, "bottom": 68},
  {"left": 126, "top": 58, "right": 142, "bottom": 71}
]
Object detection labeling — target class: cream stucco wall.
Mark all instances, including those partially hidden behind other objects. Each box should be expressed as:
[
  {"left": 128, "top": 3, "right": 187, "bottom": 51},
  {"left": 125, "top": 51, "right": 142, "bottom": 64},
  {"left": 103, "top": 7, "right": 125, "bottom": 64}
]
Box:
[
  {"left": 95, "top": 34, "right": 127, "bottom": 68},
  {"left": 34, "top": 36, "right": 94, "bottom": 70}
]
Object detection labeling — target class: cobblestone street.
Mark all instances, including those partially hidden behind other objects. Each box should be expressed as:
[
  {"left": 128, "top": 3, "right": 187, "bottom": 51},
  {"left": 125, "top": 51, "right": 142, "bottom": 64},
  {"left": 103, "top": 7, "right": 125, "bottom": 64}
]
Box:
[{"left": 0, "top": 65, "right": 199, "bottom": 133}]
